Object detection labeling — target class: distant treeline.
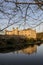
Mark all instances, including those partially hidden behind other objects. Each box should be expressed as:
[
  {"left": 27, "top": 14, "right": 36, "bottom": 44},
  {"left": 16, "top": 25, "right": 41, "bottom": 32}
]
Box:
[{"left": 37, "top": 32, "right": 43, "bottom": 40}]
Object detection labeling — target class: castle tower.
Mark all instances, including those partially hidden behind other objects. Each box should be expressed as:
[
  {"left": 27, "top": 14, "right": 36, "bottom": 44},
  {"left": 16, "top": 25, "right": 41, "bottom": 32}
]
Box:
[
  {"left": 12, "top": 27, "right": 15, "bottom": 35},
  {"left": 15, "top": 27, "right": 19, "bottom": 35}
]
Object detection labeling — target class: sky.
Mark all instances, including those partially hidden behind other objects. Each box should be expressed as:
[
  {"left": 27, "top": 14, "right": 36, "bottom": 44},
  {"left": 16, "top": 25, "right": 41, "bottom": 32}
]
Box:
[{"left": 0, "top": 0, "right": 43, "bottom": 32}]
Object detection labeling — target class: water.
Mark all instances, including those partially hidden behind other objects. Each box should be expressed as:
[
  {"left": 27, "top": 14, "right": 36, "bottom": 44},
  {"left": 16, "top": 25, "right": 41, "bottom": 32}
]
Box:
[{"left": 0, "top": 44, "right": 43, "bottom": 65}]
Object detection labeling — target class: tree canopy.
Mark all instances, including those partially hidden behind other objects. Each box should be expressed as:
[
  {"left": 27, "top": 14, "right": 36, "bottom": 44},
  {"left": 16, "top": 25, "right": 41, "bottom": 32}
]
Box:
[{"left": 0, "top": 0, "right": 43, "bottom": 31}]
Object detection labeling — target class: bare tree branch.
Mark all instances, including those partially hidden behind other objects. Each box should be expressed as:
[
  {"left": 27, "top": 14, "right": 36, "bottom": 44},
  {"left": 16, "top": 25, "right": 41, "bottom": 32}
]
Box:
[{"left": 0, "top": 0, "right": 43, "bottom": 31}]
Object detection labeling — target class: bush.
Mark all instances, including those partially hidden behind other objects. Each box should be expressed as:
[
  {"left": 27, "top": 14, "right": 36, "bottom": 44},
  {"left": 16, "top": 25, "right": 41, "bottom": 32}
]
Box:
[
  {"left": 7, "top": 37, "right": 16, "bottom": 44},
  {"left": 28, "top": 38, "right": 36, "bottom": 44}
]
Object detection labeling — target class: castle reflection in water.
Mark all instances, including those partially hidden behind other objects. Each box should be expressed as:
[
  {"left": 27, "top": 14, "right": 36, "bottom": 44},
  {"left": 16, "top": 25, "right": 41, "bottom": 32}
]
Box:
[
  {"left": 14, "top": 45, "right": 37, "bottom": 54},
  {"left": 0, "top": 45, "right": 37, "bottom": 54}
]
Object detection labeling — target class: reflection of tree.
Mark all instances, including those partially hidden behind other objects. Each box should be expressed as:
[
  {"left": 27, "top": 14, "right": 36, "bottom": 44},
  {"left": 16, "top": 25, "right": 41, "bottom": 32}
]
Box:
[
  {"left": 0, "top": 45, "right": 37, "bottom": 54},
  {"left": 0, "top": 0, "right": 43, "bottom": 30}
]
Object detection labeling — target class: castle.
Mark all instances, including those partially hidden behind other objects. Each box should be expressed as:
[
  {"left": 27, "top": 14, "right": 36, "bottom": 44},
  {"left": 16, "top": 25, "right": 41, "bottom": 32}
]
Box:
[{"left": 5, "top": 27, "right": 36, "bottom": 39}]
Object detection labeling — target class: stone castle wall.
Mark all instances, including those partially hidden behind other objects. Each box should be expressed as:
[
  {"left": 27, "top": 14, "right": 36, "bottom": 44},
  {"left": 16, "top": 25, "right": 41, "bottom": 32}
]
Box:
[{"left": 5, "top": 28, "right": 36, "bottom": 39}]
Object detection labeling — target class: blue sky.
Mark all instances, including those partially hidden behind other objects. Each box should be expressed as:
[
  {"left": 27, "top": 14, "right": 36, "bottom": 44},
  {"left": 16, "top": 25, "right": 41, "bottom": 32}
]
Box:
[{"left": 0, "top": 0, "right": 43, "bottom": 32}]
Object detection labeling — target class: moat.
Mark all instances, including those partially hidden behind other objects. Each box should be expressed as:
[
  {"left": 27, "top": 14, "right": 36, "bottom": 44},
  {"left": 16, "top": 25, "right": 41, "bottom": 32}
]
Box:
[{"left": 0, "top": 43, "right": 43, "bottom": 65}]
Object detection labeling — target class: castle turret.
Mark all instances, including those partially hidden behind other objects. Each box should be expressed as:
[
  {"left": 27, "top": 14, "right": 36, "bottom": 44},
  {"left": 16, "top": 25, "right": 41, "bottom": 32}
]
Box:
[{"left": 15, "top": 27, "right": 19, "bottom": 35}]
